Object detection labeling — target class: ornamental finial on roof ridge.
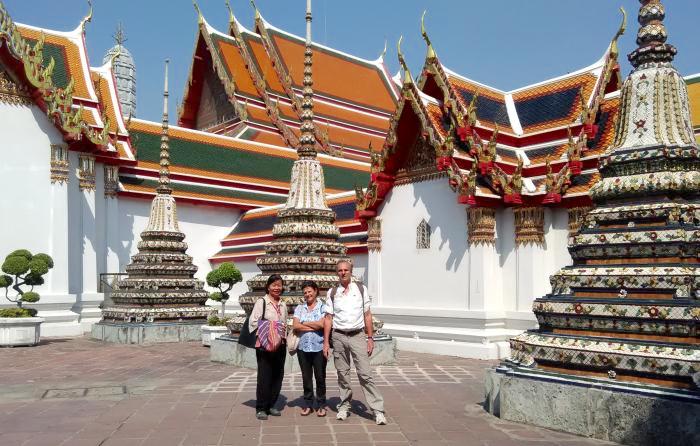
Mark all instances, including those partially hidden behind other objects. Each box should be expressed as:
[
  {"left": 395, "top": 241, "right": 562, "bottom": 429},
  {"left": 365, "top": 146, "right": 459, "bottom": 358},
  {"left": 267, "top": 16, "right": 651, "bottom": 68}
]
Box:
[
  {"left": 397, "top": 35, "right": 413, "bottom": 85},
  {"left": 420, "top": 11, "right": 436, "bottom": 61},
  {"left": 250, "top": 0, "right": 262, "bottom": 21},
  {"left": 79, "top": 0, "right": 92, "bottom": 33},
  {"left": 609, "top": 7, "right": 627, "bottom": 58},
  {"left": 192, "top": 0, "right": 203, "bottom": 25}
]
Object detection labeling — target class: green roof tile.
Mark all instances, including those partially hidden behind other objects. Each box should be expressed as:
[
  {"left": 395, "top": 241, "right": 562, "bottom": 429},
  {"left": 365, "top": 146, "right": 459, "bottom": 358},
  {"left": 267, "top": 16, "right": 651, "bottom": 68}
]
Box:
[{"left": 130, "top": 129, "right": 369, "bottom": 191}]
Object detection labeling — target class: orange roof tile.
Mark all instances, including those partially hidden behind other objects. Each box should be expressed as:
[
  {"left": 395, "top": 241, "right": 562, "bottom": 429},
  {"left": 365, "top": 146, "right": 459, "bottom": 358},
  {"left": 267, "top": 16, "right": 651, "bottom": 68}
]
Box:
[{"left": 270, "top": 31, "right": 395, "bottom": 113}]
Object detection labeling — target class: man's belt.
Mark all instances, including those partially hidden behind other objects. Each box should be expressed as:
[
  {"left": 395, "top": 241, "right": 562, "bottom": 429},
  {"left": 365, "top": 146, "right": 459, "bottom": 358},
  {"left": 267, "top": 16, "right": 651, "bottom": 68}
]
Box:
[{"left": 334, "top": 328, "right": 363, "bottom": 336}]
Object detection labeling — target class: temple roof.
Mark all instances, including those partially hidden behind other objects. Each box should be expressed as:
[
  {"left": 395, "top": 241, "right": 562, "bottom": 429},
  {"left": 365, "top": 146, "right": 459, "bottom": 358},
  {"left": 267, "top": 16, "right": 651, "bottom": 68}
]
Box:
[
  {"left": 1, "top": 6, "right": 135, "bottom": 164},
  {"left": 178, "top": 10, "right": 397, "bottom": 162},
  {"left": 122, "top": 119, "right": 369, "bottom": 209}
]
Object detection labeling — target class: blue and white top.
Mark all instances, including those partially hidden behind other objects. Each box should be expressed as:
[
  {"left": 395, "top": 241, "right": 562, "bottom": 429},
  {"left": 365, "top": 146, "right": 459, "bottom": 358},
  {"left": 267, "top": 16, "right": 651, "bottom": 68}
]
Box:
[{"left": 293, "top": 301, "right": 327, "bottom": 353}]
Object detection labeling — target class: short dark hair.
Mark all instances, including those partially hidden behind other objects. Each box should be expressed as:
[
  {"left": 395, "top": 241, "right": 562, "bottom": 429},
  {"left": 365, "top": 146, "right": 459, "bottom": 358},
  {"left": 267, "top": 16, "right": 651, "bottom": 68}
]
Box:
[
  {"left": 300, "top": 280, "right": 319, "bottom": 294},
  {"left": 265, "top": 274, "right": 284, "bottom": 294}
]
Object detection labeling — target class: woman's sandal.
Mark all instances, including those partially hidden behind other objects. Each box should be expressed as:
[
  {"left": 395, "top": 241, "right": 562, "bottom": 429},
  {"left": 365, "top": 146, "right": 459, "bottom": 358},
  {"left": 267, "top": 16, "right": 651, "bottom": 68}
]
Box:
[
  {"left": 300, "top": 407, "right": 312, "bottom": 416},
  {"left": 316, "top": 407, "right": 327, "bottom": 417}
]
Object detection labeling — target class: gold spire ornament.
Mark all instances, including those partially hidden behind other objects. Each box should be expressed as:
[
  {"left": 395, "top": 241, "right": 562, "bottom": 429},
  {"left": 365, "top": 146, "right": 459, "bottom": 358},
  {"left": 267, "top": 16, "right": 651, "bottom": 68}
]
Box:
[
  {"left": 297, "top": 0, "right": 317, "bottom": 159},
  {"left": 157, "top": 59, "right": 172, "bottom": 195}
]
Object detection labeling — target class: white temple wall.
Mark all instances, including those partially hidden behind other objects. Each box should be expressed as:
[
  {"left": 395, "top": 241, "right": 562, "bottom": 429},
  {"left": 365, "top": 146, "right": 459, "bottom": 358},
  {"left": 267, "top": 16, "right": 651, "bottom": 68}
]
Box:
[
  {"left": 377, "top": 179, "right": 469, "bottom": 311},
  {"left": 0, "top": 103, "right": 83, "bottom": 336},
  {"left": 497, "top": 208, "right": 518, "bottom": 317}
]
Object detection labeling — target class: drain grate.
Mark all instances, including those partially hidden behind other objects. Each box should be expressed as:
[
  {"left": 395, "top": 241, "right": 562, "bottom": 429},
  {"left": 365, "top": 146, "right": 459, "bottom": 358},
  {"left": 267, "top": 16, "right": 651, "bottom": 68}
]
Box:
[{"left": 42, "top": 386, "right": 126, "bottom": 399}]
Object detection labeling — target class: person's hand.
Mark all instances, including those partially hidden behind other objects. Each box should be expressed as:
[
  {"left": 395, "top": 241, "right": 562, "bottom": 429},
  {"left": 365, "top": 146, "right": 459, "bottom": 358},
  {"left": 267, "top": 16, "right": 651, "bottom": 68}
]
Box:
[
  {"left": 323, "top": 342, "right": 330, "bottom": 359},
  {"left": 367, "top": 337, "right": 374, "bottom": 356}
]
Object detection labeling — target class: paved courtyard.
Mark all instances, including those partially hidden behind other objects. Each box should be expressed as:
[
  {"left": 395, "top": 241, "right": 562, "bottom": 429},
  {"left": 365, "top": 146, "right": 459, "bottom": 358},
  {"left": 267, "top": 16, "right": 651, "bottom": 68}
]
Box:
[{"left": 0, "top": 337, "right": 616, "bottom": 446}]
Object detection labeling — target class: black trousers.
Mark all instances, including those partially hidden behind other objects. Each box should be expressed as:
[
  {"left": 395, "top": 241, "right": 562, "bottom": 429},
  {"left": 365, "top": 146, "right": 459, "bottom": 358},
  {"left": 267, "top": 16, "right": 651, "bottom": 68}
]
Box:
[
  {"left": 297, "top": 350, "right": 327, "bottom": 407},
  {"left": 255, "top": 347, "right": 286, "bottom": 412}
]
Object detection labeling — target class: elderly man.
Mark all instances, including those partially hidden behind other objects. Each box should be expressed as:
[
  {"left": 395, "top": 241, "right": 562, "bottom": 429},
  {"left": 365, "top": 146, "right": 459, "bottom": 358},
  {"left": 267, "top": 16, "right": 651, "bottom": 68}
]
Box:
[{"left": 323, "top": 260, "right": 386, "bottom": 425}]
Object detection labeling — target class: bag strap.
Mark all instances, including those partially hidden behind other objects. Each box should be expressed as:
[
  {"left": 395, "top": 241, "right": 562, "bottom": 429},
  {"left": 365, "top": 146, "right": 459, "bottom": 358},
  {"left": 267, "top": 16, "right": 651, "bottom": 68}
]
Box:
[
  {"left": 260, "top": 297, "right": 266, "bottom": 320},
  {"left": 330, "top": 285, "right": 338, "bottom": 303}
]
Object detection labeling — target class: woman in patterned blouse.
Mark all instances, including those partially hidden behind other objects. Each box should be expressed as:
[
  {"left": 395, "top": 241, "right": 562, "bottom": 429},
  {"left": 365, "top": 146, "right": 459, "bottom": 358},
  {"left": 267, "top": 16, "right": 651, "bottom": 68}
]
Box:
[{"left": 292, "top": 280, "right": 328, "bottom": 416}]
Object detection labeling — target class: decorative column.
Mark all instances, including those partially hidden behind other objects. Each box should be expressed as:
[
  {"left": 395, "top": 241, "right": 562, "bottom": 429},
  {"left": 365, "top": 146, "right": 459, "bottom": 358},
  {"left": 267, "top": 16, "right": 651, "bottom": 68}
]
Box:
[
  {"left": 77, "top": 153, "right": 102, "bottom": 329},
  {"left": 366, "top": 218, "right": 382, "bottom": 306},
  {"left": 48, "top": 144, "right": 70, "bottom": 293},
  {"left": 103, "top": 165, "right": 120, "bottom": 306},
  {"left": 45, "top": 144, "right": 76, "bottom": 332},
  {"left": 513, "top": 207, "right": 547, "bottom": 313},
  {"left": 467, "top": 207, "right": 502, "bottom": 312}
]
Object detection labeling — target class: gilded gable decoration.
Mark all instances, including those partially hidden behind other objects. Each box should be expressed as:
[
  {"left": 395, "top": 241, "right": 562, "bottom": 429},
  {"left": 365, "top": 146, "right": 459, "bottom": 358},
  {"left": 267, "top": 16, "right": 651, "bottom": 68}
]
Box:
[
  {"left": 78, "top": 154, "right": 96, "bottom": 191},
  {"left": 49, "top": 144, "right": 69, "bottom": 184}
]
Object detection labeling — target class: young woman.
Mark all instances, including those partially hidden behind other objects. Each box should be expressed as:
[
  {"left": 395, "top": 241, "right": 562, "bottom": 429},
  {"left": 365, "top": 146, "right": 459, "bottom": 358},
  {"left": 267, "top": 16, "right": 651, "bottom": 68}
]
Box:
[
  {"left": 248, "top": 274, "right": 287, "bottom": 420},
  {"left": 292, "top": 280, "right": 328, "bottom": 417}
]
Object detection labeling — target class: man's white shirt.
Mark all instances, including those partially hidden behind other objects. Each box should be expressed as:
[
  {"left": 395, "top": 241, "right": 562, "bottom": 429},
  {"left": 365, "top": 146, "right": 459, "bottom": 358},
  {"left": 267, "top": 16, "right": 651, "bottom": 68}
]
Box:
[{"left": 324, "top": 282, "right": 370, "bottom": 331}]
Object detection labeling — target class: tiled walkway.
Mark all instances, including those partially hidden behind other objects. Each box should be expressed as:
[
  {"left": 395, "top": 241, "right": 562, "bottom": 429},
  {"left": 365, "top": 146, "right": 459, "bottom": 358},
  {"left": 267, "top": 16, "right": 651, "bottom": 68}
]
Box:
[{"left": 0, "top": 337, "right": 616, "bottom": 446}]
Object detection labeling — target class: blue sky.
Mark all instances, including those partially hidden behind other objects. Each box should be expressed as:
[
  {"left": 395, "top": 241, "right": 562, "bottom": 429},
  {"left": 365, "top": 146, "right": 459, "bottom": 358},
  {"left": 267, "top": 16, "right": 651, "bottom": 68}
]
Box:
[{"left": 6, "top": 0, "right": 700, "bottom": 123}]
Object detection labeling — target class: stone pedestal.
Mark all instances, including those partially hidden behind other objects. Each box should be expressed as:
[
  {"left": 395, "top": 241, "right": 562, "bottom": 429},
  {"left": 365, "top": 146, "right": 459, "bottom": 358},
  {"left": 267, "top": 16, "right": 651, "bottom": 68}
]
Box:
[
  {"left": 485, "top": 366, "right": 700, "bottom": 446},
  {"left": 91, "top": 320, "right": 203, "bottom": 344},
  {"left": 211, "top": 335, "right": 397, "bottom": 371}
]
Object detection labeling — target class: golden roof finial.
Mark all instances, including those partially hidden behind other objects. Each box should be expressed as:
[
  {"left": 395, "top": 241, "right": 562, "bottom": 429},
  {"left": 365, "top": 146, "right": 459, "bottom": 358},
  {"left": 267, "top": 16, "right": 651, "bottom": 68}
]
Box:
[
  {"left": 80, "top": 0, "right": 93, "bottom": 33},
  {"left": 397, "top": 35, "right": 413, "bottom": 85},
  {"left": 192, "top": 0, "right": 203, "bottom": 25},
  {"left": 610, "top": 7, "right": 627, "bottom": 58},
  {"left": 420, "top": 10, "right": 436, "bottom": 60},
  {"left": 225, "top": 0, "right": 235, "bottom": 24},
  {"left": 250, "top": 0, "right": 261, "bottom": 21}
]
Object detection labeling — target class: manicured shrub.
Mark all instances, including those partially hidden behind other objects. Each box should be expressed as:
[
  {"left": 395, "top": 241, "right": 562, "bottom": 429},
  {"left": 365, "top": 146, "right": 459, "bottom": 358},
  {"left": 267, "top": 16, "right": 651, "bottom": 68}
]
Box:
[
  {"left": 206, "top": 262, "right": 242, "bottom": 321},
  {"left": 0, "top": 250, "right": 53, "bottom": 317}
]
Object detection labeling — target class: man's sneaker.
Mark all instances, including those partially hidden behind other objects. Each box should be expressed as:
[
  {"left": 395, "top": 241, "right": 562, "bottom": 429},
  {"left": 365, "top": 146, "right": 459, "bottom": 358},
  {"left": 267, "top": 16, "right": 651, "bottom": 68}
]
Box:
[
  {"left": 255, "top": 411, "right": 268, "bottom": 420},
  {"left": 375, "top": 411, "right": 387, "bottom": 425},
  {"left": 336, "top": 408, "right": 349, "bottom": 421},
  {"left": 267, "top": 408, "right": 281, "bottom": 416}
]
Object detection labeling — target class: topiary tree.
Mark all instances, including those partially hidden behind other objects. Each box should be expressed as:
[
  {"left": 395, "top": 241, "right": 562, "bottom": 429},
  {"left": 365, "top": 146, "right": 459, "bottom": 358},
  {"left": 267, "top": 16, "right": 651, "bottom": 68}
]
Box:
[
  {"left": 0, "top": 250, "right": 53, "bottom": 317},
  {"left": 206, "top": 262, "right": 242, "bottom": 318}
]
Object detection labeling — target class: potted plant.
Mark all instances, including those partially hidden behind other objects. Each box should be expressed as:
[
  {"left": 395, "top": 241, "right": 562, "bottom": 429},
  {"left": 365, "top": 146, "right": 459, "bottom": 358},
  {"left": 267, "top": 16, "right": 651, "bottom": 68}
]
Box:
[
  {"left": 0, "top": 249, "right": 53, "bottom": 346},
  {"left": 202, "top": 262, "right": 242, "bottom": 346}
]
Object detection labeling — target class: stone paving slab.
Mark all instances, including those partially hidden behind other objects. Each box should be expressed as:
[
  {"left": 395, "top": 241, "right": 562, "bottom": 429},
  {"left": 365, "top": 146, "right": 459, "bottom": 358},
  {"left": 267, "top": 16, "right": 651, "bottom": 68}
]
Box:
[{"left": 0, "top": 336, "right": 617, "bottom": 446}]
